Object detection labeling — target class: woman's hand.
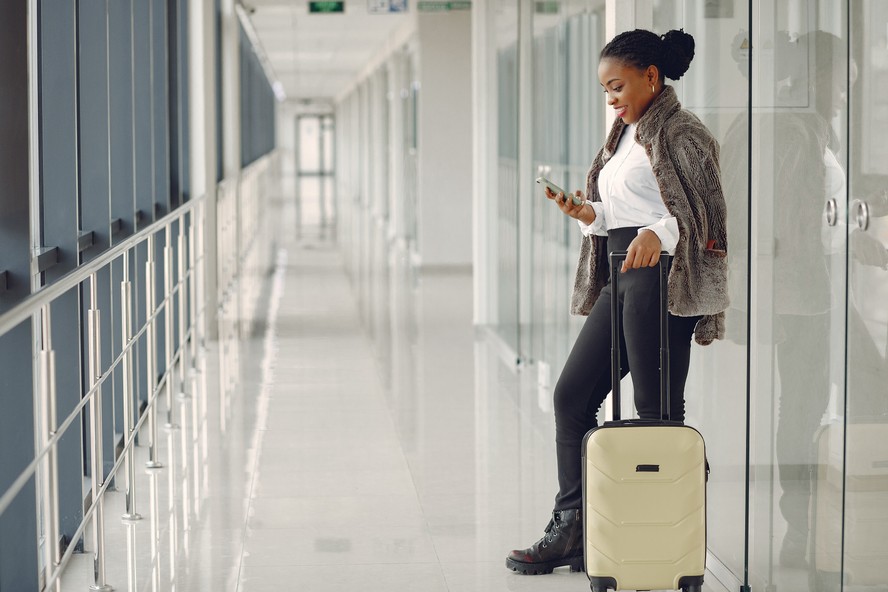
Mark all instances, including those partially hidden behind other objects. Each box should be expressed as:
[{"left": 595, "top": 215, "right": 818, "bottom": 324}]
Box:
[
  {"left": 544, "top": 188, "right": 595, "bottom": 225},
  {"left": 622, "top": 230, "right": 662, "bottom": 273}
]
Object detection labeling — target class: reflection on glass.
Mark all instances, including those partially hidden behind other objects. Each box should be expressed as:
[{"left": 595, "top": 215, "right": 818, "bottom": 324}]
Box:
[
  {"left": 771, "top": 31, "right": 847, "bottom": 585},
  {"left": 494, "top": 0, "right": 520, "bottom": 353},
  {"left": 746, "top": 18, "right": 849, "bottom": 591},
  {"left": 530, "top": 5, "right": 604, "bottom": 381},
  {"left": 649, "top": 1, "right": 751, "bottom": 583},
  {"left": 845, "top": 2, "right": 888, "bottom": 589}
]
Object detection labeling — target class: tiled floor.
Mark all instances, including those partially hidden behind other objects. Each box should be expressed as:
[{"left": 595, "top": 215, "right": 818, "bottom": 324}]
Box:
[{"left": 60, "top": 236, "right": 733, "bottom": 591}]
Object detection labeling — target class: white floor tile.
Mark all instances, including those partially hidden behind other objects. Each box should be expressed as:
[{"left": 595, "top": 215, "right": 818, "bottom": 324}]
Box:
[
  {"left": 242, "top": 525, "right": 439, "bottom": 566},
  {"left": 247, "top": 495, "right": 426, "bottom": 530},
  {"left": 442, "top": 561, "right": 587, "bottom": 592},
  {"left": 57, "top": 237, "right": 742, "bottom": 592},
  {"left": 251, "top": 467, "right": 417, "bottom": 498},
  {"left": 238, "top": 564, "right": 449, "bottom": 592}
]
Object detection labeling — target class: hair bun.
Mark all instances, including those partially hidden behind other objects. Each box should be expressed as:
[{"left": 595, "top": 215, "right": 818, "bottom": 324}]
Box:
[{"left": 660, "top": 29, "right": 695, "bottom": 80}]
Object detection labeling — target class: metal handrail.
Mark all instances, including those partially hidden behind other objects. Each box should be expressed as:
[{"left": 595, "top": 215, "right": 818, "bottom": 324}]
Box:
[
  {"left": 0, "top": 196, "right": 204, "bottom": 338},
  {"left": 0, "top": 258, "right": 198, "bottom": 518},
  {"left": 0, "top": 147, "right": 280, "bottom": 591},
  {"left": 0, "top": 193, "right": 207, "bottom": 592}
]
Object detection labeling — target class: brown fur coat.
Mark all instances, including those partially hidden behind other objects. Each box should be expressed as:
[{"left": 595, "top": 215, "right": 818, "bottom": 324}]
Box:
[{"left": 571, "top": 86, "right": 729, "bottom": 345}]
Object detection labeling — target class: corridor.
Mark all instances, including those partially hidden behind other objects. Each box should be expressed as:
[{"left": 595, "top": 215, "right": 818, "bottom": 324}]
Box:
[
  {"left": 3, "top": 1, "right": 888, "bottom": 591},
  {"left": 54, "top": 233, "right": 730, "bottom": 591}
]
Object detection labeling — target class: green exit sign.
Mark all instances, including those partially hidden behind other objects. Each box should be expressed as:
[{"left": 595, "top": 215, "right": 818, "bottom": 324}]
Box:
[{"left": 309, "top": 1, "right": 345, "bottom": 13}]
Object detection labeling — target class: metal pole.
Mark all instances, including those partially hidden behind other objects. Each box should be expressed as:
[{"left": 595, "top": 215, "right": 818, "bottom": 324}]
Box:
[
  {"left": 145, "top": 234, "right": 163, "bottom": 469},
  {"left": 188, "top": 212, "right": 199, "bottom": 373},
  {"left": 87, "top": 274, "right": 113, "bottom": 591},
  {"left": 147, "top": 468, "right": 160, "bottom": 592},
  {"left": 39, "top": 305, "right": 61, "bottom": 592},
  {"left": 177, "top": 216, "right": 189, "bottom": 399},
  {"left": 120, "top": 255, "right": 141, "bottom": 521},
  {"left": 163, "top": 225, "right": 178, "bottom": 430},
  {"left": 124, "top": 520, "right": 138, "bottom": 592},
  {"left": 198, "top": 200, "right": 207, "bottom": 352}
]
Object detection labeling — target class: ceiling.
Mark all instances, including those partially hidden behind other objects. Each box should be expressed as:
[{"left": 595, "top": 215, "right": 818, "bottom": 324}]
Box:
[{"left": 243, "top": 0, "right": 412, "bottom": 103}]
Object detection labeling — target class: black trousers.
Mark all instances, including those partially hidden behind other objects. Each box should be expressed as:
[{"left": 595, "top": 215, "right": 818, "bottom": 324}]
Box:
[{"left": 553, "top": 227, "right": 700, "bottom": 511}]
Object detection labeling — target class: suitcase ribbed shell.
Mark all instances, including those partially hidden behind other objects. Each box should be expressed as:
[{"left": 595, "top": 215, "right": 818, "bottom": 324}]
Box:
[{"left": 583, "top": 424, "right": 706, "bottom": 590}]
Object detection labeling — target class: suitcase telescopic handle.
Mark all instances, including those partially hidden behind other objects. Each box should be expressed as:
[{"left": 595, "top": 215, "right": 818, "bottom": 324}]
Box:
[{"left": 608, "top": 251, "right": 671, "bottom": 422}]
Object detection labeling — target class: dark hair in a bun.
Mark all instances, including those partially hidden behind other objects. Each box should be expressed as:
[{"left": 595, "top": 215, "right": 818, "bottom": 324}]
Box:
[{"left": 600, "top": 28, "right": 696, "bottom": 81}]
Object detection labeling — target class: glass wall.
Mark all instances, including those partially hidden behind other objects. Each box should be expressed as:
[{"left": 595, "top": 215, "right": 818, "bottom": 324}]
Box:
[
  {"left": 643, "top": 1, "right": 751, "bottom": 586},
  {"left": 335, "top": 42, "right": 418, "bottom": 331},
  {"left": 483, "top": 1, "right": 888, "bottom": 590},
  {"left": 0, "top": 5, "right": 36, "bottom": 590},
  {"left": 843, "top": 2, "right": 888, "bottom": 590},
  {"left": 529, "top": 3, "right": 606, "bottom": 384},
  {"left": 296, "top": 115, "right": 335, "bottom": 232},
  {"left": 746, "top": 2, "right": 849, "bottom": 590},
  {"left": 494, "top": 0, "right": 521, "bottom": 355},
  {"left": 239, "top": 22, "right": 276, "bottom": 167}
]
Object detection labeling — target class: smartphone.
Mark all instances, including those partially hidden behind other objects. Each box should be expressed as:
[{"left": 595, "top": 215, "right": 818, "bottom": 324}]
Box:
[{"left": 536, "top": 176, "right": 583, "bottom": 206}]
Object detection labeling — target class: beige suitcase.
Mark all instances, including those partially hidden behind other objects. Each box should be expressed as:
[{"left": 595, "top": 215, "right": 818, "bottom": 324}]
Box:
[{"left": 582, "top": 252, "right": 708, "bottom": 592}]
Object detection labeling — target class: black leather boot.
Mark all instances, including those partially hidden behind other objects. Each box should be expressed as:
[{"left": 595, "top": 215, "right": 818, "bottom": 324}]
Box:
[{"left": 505, "top": 508, "right": 584, "bottom": 575}]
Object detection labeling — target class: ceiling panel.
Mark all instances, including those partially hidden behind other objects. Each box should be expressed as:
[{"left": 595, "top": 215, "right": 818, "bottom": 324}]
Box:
[{"left": 243, "top": 0, "right": 411, "bottom": 101}]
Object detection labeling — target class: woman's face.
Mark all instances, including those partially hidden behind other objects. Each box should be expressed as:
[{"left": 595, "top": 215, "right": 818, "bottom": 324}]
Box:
[{"left": 598, "top": 58, "right": 659, "bottom": 124}]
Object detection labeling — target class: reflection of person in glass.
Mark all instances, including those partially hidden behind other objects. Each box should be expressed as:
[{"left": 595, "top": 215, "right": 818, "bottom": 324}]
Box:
[
  {"left": 722, "top": 30, "right": 886, "bottom": 579},
  {"left": 506, "top": 29, "right": 729, "bottom": 575}
]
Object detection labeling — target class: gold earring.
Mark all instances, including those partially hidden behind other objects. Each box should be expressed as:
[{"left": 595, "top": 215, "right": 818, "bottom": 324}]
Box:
[{"left": 651, "top": 84, "right": 655, "bottom": 94}]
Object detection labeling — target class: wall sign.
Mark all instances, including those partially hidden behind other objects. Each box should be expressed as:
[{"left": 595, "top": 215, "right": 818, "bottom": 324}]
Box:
[
  {"left": 368, "top": 0, "right": 408, "bottom": 13},
  {"left": 309, "top": 1, "right": 345, "bottom": 13},
  {"left": 417, "top": 1, "right": 470, "bottom": 11}
]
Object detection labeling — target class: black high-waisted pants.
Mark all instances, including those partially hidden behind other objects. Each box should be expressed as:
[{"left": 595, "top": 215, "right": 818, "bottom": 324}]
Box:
[{"left": 553, "top": 227, "right": 700, "bottom": 511}]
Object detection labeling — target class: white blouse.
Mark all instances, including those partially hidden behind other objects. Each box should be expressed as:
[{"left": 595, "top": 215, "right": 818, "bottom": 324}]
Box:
[{"left": 578, "top": 123, "right": 679, "bottom": 254}]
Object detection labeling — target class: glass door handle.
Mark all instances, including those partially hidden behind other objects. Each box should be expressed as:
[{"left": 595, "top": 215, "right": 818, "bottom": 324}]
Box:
[
  {"left": 854, "top": 200, "right": 871, "bottom": 231},
  {"left": 825, "top": 198, "right": 838, "bottom": 226}
]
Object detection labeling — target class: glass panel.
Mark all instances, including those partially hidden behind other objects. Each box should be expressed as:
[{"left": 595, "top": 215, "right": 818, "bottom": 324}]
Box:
[
  {"left": 748, "top": 2, "right": 848, "bottom": 590},
  {"left": 375, "top": 70, "right": 390, "bottom": 221},
  {"left": 845, "top": 2, "right": 888, "bottom": 589},
  {"left": 403, "top": 54, "right": 419, "bottom": 255},
  {"left": 529, "top": 2, "right": 605, "bottom": 384},
  {"left": 494, "top": 0, "right": 521, "bottom": 353},
  {"left": 646, "top": 0, "right": 752, "bottom": 585},
  {"left": 299, "top": 117, "right": 321, "bottom": 172},
  {"left": 323, "top": 116, "right": 335, "bottom": 174}
]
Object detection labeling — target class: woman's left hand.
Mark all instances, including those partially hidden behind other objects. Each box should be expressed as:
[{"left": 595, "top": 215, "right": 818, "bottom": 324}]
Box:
[{"left": 622, "top": 230, "right": 662, "bottom": 273}]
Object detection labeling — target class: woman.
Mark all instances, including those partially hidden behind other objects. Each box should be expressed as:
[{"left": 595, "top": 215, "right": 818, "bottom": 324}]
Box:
[{"left": 506, "top": 29, "right": 729, "bottom": 575}]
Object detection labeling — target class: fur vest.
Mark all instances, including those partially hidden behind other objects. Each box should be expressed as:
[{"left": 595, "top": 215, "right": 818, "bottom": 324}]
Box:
[{"left": 571, "top": 86, "right": 729, "bottom": 345}]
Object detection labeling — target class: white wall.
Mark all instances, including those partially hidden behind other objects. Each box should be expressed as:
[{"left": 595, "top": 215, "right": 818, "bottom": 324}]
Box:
[
  {"left": 190, "top": 0, "right": 219, "bottom": 337},
  {"left": 416, "top": 10, "right": 473, "bottom": 268}
]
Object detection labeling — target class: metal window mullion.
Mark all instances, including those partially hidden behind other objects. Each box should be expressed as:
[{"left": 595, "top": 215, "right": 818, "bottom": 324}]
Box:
[{"left": 27, "top": 0, "right": 50, "bottom": 586}]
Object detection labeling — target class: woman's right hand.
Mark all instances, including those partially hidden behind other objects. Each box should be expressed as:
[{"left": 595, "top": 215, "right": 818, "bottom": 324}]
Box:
[{"left": 544, "top": 187, "right": 595, "bottom": 225}]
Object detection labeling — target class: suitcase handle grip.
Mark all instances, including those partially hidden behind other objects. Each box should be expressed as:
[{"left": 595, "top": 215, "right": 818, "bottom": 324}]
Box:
[{"left": 608, "top": 251, "right": 671, "bottom": 421}]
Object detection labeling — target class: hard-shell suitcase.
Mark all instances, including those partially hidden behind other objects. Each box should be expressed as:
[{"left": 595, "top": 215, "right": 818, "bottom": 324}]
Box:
[{"left": 582, "top": 252, "right": 708, "bottom": 592}]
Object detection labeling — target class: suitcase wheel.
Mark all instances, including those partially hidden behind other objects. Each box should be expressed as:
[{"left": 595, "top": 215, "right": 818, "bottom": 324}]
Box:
[{"left": 589, "top": 576, "right": 616, "bottom": 591}]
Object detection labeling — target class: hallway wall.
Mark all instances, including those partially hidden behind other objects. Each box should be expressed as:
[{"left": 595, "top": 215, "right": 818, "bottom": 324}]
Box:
[
  {"left": 416, "top": 10, "right": 474, "bottom": 268},
  {"left": 334, "top": 6, "right": 474, "bottom": 276}
]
